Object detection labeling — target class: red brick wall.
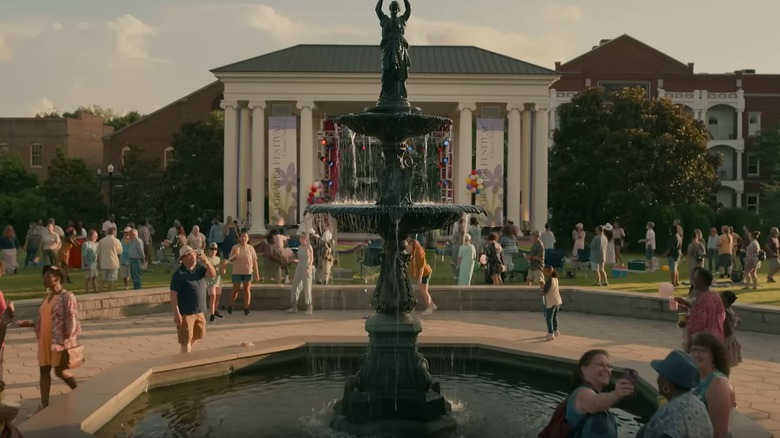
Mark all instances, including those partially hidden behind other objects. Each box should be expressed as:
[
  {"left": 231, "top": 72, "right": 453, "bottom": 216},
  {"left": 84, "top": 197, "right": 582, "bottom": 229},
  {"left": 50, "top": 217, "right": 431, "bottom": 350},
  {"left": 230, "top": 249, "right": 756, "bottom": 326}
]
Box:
[
  {"left": 102, "top": 81, "right": 224, "bottom": 170},
  {"left": 66, "top": 112, "right": 113, "bottom": 170},
  {"left": 0, "top": 118, "right": 68, "bottom": 180}
]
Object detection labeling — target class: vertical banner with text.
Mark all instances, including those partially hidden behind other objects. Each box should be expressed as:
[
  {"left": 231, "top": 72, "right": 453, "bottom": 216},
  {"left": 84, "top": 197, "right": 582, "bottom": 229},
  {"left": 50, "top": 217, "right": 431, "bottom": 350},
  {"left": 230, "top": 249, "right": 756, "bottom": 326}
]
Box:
[
  {"left": 268, "top": 116, "right": 299, "bottom": 225},
  {"left": 476, "top": 118, "right": 505, "bottom": 226}
]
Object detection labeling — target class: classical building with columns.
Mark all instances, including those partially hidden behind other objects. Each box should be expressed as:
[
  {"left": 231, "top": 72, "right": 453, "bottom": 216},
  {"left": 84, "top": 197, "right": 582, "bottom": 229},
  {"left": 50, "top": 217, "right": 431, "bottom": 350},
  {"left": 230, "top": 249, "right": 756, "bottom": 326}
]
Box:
[
  {"left": 212, "top": 45, "right": 558, "bottom": 235},
  {"left": 550, "top": 34, "right": 779, "bottom": 211}
]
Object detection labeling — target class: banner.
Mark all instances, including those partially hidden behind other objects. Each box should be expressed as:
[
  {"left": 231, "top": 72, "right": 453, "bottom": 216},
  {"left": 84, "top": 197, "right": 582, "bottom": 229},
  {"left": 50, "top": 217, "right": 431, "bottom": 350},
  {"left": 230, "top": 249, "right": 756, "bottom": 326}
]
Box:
[
  {"left": 268, "top": 116, "right": 298, "bottom": 225},
  {"left": 476, "top": 118, "right": 505, "bottom": 226}
]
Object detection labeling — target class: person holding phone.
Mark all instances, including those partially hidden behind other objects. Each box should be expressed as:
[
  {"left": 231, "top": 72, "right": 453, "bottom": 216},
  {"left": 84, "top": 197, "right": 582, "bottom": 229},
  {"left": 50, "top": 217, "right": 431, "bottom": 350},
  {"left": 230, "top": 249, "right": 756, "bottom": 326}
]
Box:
[{"left": 169, "top": 246, "right": 216, "bottom": 353}]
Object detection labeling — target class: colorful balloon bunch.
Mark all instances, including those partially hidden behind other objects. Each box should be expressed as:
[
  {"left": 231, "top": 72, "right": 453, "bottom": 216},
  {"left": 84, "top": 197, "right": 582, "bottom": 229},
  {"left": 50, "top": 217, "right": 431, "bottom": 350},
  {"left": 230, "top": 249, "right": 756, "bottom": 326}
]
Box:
[
  {"left": 464, "top": 169, "right": 485, "bottom": 194},
  {"left": 307, "top": 181, "right": 328, "bottom": 205}
]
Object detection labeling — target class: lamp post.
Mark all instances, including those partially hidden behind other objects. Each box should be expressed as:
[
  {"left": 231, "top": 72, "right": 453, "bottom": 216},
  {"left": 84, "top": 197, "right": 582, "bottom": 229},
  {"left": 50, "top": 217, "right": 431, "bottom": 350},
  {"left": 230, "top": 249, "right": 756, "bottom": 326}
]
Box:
[{"left": 107, "top": 164, "right": 114, "bottom": 213}]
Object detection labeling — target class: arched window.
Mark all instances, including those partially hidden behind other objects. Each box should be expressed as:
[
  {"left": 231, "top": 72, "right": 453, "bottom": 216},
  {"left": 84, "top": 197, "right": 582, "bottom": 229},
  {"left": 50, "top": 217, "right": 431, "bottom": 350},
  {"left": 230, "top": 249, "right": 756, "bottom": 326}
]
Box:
[
  {"left": 164, "top": 147, "right": 175, "bottom": 168},
  {"left": 121, "top": 146, "right": 131, "bottom": 165}
]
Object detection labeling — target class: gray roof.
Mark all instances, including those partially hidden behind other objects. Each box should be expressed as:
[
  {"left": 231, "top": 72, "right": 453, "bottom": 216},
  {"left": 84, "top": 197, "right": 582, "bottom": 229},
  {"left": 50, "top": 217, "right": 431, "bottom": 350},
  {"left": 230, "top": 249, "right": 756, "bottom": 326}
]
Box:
[{"left": 212, "top": 45, "right": 558, "bottom": 76}]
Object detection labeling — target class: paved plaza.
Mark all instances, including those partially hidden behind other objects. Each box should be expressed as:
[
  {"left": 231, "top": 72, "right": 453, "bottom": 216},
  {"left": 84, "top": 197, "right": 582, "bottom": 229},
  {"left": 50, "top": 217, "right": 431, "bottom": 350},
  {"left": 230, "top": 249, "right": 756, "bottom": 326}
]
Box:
[{"left": 3, "top": 310, "right": 780, "bottom": 436}]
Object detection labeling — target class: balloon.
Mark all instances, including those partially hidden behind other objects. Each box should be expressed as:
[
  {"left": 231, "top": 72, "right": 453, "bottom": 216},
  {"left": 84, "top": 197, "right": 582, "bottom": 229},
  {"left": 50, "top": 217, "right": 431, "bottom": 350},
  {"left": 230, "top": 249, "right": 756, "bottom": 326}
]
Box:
[
  {"left": 314, "top": 181, "right": 322, "bottom": 188},
  {"left": 465, "top": 177, "right": 472, "bottom": 184},
  {"left": 471, "top": 170, "right": 477, "bottom": 175},
  {"left": 470, "top": 187, "right": 477, "bottom": 193},
  {"left": 314, "top": 192, "right": 321, "bottom": 198},
  {"left": 658, "top": 282, "right": 674, "bottom": 298},
  {"left": 466, "top": 184, "right": 472, "bottom": 190},
  {"left": 662, "top": 265, "right": 670, "bottom": 272},
  {"left": 478, "top": 184, "right": 484, "bottom": 190}
]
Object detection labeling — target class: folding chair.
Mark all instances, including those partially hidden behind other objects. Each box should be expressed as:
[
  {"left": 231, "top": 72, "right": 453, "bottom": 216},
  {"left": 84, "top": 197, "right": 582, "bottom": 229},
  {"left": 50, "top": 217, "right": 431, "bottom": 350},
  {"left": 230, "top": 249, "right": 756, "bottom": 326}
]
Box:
[
  {"left": 545, "top": 249, "right": 566, "bottom": 272},
  {"left": 577, "top": 248, "right": 591, "bottom": 278}
]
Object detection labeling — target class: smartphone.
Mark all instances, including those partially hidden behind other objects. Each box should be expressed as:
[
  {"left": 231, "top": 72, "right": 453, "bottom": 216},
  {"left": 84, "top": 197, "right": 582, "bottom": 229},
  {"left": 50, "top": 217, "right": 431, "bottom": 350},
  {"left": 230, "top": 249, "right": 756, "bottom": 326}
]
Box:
[{"left": 624, "top": 368, "right": 639, "bottom": 384}]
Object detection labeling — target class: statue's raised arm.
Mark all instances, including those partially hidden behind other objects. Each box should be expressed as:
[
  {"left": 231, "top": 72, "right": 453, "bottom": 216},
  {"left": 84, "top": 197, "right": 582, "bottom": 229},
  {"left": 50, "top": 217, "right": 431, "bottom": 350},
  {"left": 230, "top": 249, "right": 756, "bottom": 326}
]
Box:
[
  {"left": 402, "top": 0, "right": 411, "bottom": 21},
  {"left": 376, "top": 0, "right": 386, "bottom": 21}
]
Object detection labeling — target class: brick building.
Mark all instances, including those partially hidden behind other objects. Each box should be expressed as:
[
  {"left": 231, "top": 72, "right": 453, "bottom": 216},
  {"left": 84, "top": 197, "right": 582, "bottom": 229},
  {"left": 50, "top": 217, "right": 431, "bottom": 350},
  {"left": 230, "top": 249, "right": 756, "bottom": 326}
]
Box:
[
  {"left": 549, "top": 34, "right": 780, "bottom": 212},
  {"left": 102, "top": 81, "right": 223, "bottom": 170},
  {"left": 0, "top": 112, "right": 113, "bottom": 180}
]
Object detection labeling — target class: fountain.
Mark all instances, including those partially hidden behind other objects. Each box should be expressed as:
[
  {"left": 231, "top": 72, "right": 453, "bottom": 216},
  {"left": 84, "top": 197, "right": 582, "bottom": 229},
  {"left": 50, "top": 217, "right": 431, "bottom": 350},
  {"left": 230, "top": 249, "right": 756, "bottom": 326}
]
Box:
[{"left": 306, "top": 0, "right": 484, "bottom": 435}]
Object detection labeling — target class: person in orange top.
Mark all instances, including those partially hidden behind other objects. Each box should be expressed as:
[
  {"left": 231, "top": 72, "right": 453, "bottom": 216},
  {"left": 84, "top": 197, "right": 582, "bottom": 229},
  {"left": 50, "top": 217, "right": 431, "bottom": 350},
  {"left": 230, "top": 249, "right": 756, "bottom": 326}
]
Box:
[{"left": 406, "top": 235, "right": 436, "bottom": 315}]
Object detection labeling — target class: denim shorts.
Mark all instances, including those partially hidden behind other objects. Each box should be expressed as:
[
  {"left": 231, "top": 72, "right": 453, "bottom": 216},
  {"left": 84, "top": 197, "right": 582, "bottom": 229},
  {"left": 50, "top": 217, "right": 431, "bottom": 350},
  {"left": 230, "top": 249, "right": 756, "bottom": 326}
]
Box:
[
  {"left": 645, "top": 248, "right": 654, "bottom": 260},
  {"left": 232, "top": 274, "right": 252, "bottom": 283}
]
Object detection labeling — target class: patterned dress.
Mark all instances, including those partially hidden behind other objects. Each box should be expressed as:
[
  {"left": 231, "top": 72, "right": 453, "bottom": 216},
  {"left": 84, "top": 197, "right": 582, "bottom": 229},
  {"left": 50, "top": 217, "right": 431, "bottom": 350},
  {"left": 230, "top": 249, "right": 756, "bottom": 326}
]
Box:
[
  {"left": 636, "top": 391, "right": 713, "bottom": 438},
  {"left": 724, "top": 307, "right": 742, "bottom": 367},
  {"left": 35, "top": 290, "right": 81, "bottom": 367}
]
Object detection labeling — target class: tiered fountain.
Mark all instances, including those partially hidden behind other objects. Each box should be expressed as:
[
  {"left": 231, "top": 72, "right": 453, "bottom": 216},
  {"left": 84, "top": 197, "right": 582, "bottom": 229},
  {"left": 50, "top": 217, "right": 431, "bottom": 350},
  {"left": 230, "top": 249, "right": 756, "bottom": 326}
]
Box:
[{"left": 306, "top": 1, "right": 484, "bottom": 436}]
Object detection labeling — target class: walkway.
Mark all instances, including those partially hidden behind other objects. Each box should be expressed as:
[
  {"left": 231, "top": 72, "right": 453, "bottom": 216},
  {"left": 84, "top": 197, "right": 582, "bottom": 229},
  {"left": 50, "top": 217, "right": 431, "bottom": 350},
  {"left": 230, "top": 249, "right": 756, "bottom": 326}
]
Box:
[{"left": 4, "top": 310, "right": 780, "bottom": 435}]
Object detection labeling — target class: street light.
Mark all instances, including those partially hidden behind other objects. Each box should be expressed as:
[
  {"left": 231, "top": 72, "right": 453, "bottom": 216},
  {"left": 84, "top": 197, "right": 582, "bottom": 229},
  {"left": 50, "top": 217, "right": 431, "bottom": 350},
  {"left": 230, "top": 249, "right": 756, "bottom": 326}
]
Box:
[{"left": 107, "top": 164, "right": 114, "bottom": 213}]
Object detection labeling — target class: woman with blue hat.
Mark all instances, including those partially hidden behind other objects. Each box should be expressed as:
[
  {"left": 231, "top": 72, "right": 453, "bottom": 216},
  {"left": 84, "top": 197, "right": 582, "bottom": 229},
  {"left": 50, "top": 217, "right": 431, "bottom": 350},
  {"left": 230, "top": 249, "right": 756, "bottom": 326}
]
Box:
[{"left": 637, "top": 350, "right": 713, "bottom": 437}]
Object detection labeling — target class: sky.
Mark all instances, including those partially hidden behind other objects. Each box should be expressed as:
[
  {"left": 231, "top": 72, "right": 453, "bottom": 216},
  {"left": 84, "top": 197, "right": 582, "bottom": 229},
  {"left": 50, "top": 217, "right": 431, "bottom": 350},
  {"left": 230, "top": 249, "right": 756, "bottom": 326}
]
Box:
[{"left": 2, "top": 0, "right": 779, "bottom": 117}]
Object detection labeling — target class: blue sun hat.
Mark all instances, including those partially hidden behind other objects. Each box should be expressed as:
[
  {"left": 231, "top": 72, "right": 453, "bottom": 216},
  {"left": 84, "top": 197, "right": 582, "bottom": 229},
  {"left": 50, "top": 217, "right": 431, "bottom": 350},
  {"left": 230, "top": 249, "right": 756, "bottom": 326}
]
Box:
[{"left": 650, "top": 350, "right": 700, "bottom": 389}]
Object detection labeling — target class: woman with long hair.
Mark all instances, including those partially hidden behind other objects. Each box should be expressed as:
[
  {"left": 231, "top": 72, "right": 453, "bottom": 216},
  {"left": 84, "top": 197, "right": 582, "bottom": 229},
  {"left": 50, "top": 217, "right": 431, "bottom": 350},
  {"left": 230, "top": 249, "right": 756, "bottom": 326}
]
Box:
[
  {"left": 484, "top": 232, "right": 504, "bottom": 285},
  {"left": 0, "top": 226, "right": 20, "bottom": 275},
  {"left": 227, "top": 231, "right": 259, "bottom": 316},
  {"left": 15, "top": 266, "right": 81, "bottom": 412},
  {"left": 612, "top": 221, "right": 625, "bottom": 264},
  {"left": 690, "top": 332, "right": 735, "bottom": 438},
  {"left": 407, "top": 236, "right": 436, "bottom": 314},
  {"left": 743, "top": 231, "right": 762, "bottom": 290},
  {"left": 541, "top": 265, "right": 562, "bottom": 341}
]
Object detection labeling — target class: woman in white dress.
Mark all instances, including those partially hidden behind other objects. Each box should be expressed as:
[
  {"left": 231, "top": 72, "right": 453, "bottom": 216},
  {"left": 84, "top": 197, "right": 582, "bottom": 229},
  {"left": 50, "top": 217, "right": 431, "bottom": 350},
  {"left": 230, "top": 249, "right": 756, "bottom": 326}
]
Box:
[
  {"left": 604, "top": 223, "right": 616, "bottom": 265},
  {"left": 456, "top": 234, "right": 477, "bottom": 285}
]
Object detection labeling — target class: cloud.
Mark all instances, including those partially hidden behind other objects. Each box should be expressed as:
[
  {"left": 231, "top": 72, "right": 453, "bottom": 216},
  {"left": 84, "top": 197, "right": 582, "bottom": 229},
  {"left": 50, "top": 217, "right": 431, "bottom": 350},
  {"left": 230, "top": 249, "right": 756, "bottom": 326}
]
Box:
[
  {"left": 107, "top": 14, "right": 157, "bottom": 60},
  {"left": 30, "top": 97, "right": 56, "bottom": 115},
  {"left": 405, "top": 18, "right": 573, "bottom": 68},
  {"left": 52, "top": 22, "right": 62, "bottom": 31},
  {"left": 0, "top": 22, "right": 44, "bottom": 62},
  {"left": 246, "top": 5, "right": 365, "bottom": 42},
  {"left": 543, "top": 5, "right": 584, "bottom": 23}
]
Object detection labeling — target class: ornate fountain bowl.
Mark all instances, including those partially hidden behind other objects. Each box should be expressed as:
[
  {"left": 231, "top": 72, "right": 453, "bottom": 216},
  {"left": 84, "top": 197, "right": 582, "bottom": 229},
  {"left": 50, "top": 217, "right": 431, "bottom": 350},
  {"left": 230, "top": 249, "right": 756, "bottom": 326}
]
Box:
[
  {"left": 307, "top": 204, "right": 485, "bottom": 238},
  {"left": 337, "top": 112, "right": 452, "bottom": 143}
]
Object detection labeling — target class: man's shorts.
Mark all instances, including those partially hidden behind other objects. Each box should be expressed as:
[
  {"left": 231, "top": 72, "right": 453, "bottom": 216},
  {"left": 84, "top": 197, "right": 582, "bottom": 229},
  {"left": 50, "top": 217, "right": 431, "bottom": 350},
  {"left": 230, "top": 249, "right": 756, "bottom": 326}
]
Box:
[
  {"left": 100, "top": 269, "right": 119, "bottom": 281},
  {"left": 84, "top": 268, "right": 98, "bottom": 279},
  {"left": 177, "top": 313, "right": 206, "bottom": 345},
  {"left": 527, "top": 269, "right": 544, "bottom": 283}
]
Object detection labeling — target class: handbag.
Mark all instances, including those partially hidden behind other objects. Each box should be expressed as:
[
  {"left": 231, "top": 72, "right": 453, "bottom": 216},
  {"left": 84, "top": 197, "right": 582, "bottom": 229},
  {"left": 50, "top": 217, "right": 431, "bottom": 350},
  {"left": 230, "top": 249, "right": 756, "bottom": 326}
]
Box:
[
  {"left": 61, "top": 345, "right": 85, "bottom": 369},
  {"left": 497, "top": 264, "right": 506, "bottom": 273}
]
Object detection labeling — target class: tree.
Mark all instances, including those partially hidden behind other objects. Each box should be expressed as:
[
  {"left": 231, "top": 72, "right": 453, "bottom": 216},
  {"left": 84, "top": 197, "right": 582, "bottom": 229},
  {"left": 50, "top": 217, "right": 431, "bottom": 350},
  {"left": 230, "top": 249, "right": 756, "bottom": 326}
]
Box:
[
  {"left": 35, "top": 105, "right": 143, "bottom": 131},
  {"left": 752, "top": 124, "right": 780, "bottom": 183},
  {"left": 43, "top": 148, "right": 106, "bottom": 226},
  {"left": 549, "top": 87, "right": 720, "bottom": 233},
  {"left": 0, "top": 152, "right": 40, "bottom": 193},
  {"left": 112, "top": 145, "right": 165, "bottom": 224},
  {"left": 0, "top": 189, "right": 61, "bottom": 241},
  {"left": 161, "top": 112, "right": 224, "bottom": 227}
]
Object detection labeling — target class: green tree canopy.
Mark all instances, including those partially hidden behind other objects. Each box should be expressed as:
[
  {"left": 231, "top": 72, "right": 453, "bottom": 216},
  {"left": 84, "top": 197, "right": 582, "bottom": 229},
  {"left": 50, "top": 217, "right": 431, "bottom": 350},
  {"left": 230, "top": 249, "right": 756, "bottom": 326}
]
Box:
[
  {"left": 549, "top": 87, "right": 721, "bottom": 232},
  {"left": 112, "top": 145, "right": 165, "bottom": 224},
  {"left": 751, "top": 123, "right": 780, "bottom": 183},
  {"left": 35, "top": 105, "right": 143, "bottom": 131},
  {"left": 161, "top": 112, "right": 224, "bottom": 227},
  {"left": 43, "top": 148, "right": 106, "bottom": 226},
  {"left": 0, "top": 152, "right": 40, "bottom": 193}
]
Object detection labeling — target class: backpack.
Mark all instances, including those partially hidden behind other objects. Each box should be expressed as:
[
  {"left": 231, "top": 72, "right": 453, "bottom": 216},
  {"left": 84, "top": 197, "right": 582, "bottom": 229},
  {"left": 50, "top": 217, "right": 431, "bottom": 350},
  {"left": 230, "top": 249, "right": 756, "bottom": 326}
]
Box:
[{"left": 538, "top": 398, "right": 586, "bottom": 438}]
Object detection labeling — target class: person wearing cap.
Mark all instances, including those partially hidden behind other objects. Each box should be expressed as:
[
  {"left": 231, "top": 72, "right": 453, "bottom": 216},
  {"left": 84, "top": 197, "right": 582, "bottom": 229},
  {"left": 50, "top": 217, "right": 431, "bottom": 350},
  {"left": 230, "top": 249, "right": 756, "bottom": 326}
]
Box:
[
  {"left": 16, "top": 265, "right": 81, "bottom": 411},
  {"left": 205, "top": 243, "right": 225, "bottom": 322},
  {"left": 96, "top": 227, "right": 123, "bottom": 292},
  {"left": 526, "top": 230, "right": 545, "bottom": 286},
  {"left": 169, "top": 245, "right": 216, "bottom": 353},
  {"left": 603, "top": 223, "right": 615, "bottom": 265},
  {"left": 572, "top": 222, "right": 586, "bottom": 259},
  {"left": 636, "top": 350, "right": 713, "bottom": 437}
]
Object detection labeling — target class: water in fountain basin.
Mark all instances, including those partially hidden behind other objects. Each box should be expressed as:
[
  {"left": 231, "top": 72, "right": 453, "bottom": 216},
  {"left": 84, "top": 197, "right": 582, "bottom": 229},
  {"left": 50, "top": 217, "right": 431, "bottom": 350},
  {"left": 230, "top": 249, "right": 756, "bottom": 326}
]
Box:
[{"left": 96, "top": 355, "right": 649, "bottom": 438}]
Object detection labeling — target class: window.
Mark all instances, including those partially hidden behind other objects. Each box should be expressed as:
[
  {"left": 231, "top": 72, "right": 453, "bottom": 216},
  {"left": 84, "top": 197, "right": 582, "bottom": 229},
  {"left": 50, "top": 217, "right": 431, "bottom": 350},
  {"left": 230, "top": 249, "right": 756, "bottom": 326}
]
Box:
[
  {"left": 30, "top": 144, "right": 42, "bottom": 168},
  {"left": 748, "top": 112, "right": 761, "bottom": 137},
  {"left": 0, "top": 143, "right": 8, "bottom": 154},
  {"left": 708, "top": 116, "right": 718, "bottom": 125},
  {"left": 163, "top": 147, "right": 175, "bottom": 168},
  {"left": 746, "top": 193, "right": 759, "bottom": 213},
  {"left": 747, "top": 154, "right": 760, "bottom": 176},
  {"left": 121, "top": 146, "right": 131, "bottom": 165}
]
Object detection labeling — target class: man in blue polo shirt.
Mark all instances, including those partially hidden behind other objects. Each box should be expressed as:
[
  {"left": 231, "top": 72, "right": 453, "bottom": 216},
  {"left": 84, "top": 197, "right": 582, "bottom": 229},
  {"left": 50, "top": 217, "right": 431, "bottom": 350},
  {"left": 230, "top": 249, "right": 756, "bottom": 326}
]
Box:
[{"left": 170, "top": 245, "right": 216, "bottom": 353}]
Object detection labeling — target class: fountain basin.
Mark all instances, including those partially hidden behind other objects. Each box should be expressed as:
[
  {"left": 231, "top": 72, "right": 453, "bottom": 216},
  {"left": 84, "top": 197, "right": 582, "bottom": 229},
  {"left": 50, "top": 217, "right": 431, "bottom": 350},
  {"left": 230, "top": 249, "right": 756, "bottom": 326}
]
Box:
[{"left": 337, "top": 112, "right": 452, "bottom": 143}]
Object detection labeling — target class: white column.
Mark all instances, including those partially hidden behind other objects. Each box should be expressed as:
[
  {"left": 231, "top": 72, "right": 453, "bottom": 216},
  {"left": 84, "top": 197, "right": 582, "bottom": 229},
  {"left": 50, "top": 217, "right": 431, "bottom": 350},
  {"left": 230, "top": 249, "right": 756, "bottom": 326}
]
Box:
[
  {"left": 520, "top": 105, "right": 533, "bottom": 223},
  {"left": 456, "top": 103, "right": 476, "bottom": 205},
  {"left": 736, "top": 190, "right": 743, "bottom": 208},
  {"left": 506, "top": 104, "right": 522, "bottom": 225},
  {"left": 249, "top": 101, "right": 266, "bottom": 235},
  {"left": 548, "top": 107, "right": 557, "bottom": 139},
  {"left": 736, "top": 109, "right": 744, "bottom": 139},
  {"left": 297, "top": 101, "right": 315, "bottom": 224},
  {"left": 736, "top": 150, "right": 743, "bottom": 181},
  {"left": 239, "top": 106, "right": 251, "bottom": 221},
  {"left": 532, "top": 105, "right": 549, "bottom": 231},
  {"left": 221, "top": 100, "right": 239, "bottom": 222}
]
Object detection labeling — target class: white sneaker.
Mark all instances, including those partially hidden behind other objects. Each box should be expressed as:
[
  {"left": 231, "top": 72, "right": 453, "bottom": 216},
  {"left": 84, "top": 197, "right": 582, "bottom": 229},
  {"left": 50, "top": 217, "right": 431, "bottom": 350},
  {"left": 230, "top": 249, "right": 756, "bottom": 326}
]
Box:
[
  {"left": 553, "top": 330, "right": 561, "bottom": 337},
  {"left": 422, "top": 308, "right": 434, "bottom": 315},
  {"left": 305, "top": 306, "right": 313, "bottom": 315},
  {"left": 545, "top": 334, "right": 555, "bottom": 341},
  {"left": 286, "top": 307, "right": 297, "bottom": 313}
]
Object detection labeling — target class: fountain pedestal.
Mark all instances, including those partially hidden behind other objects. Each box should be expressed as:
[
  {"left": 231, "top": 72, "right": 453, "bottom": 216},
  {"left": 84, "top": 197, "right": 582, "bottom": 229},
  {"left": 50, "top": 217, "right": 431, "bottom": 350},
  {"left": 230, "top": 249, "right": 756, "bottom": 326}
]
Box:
[{"left": 331, "top": 313, "right": 456, "bottom": 436}]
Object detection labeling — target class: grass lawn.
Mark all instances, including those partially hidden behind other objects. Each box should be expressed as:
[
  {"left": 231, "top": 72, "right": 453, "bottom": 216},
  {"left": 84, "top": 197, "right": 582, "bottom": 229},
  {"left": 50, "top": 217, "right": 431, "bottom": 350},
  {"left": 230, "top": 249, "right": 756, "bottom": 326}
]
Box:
[{"left": 1, "top": 249, "right": 778, "bottom": 306}]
